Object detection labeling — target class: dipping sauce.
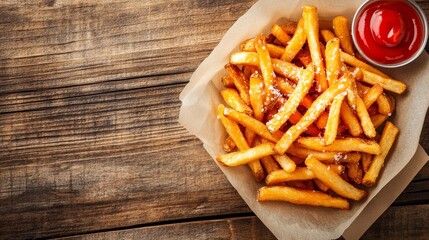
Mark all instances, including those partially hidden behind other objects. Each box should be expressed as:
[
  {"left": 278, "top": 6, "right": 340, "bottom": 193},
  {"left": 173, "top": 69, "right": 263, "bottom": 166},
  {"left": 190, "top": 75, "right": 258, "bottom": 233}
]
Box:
[{"left": 353, "top": 0, "right": 426, "bottom": 66}]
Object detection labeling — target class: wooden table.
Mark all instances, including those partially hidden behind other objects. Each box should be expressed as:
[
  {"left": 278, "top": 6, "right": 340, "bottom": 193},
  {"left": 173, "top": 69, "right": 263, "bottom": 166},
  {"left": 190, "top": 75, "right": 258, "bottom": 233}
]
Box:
[{"left": 0, "top": 1, "right": 428, "bottom": 239}]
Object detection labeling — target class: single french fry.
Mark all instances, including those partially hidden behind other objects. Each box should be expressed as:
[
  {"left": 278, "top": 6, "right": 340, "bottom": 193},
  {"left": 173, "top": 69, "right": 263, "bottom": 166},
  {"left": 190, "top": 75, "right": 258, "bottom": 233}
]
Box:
[
  {"left": 340, "top": 51, "right": 390, "bottom": 78},
  {"left": 362, "top": 84, "right": 383, "bottom": 108},
  {"left": 255, "top": 34, "right": 277, "bottom": 107},
  {"left": 297, "top": 137, "right": 381, "bottom": 154},
  {"left": 249, "top": 72, "right": 265, "bottom": 122},
  {"left": 287, "top": 143, "right": 361, "bottom": 163},
  {"left": 316, "top": 111, "right": 329, "bottom": 129},
  {"left": 340, "top": 101, "right": 363, "bottom": 136},
  {"left": 230, "top": 52, "right": 260, "bottom": 66},
  {"left": 324, "top": 93, "right": 346, "bottom": 145},
  {"left": 223, "top": 106, "right": 279, "bottom": 142},
  {"left": 347, "top": 162, "right": 363, "bottom": 184},
  {"left": 361, "top": 153, "right": 373, "bottom": 173},
  {"left": 281, "top": 18, "right": 306, "bottom": 62},
  {"left": 271, "top": 24, "right": 292, "bottom": 46},
  {"left": 221, "top": 88, "right": 253, "bottom": 115},
  {"left": 296, "top": 49, "right": 312, "bottom": 67},
  {"left": 217, "top": 142, "right": 276, "bottom": 166},
  {"left": 248, "top": 160, "right": 266, "bottom": 183},
  {"left": 305, "top": 156, "right": 366, "bottom": 201},
  {"left": 377, "top": 93, "right": 394, "bottom": 115},
  {"left": 333, "top": 16, "right": 354, "bottom": 55},
  {"left": 224, "top": 64, "right": 251, "bottom": 106},
  {"left": 325, "top": 38, "right": 341, "bottom": 86},
  {"left": 266, "top": 64, "right": 314, "bottom": 133},
  {"left": 362, "top": 122, "right": 399, "bottom": 186},
  {"left": 303, "top": 5, "right": 328, "bottom": 92},
  {"left": 266, "top": 164, "right": 345, "bottom": 185},
  {"left": 360, "top": 69, "right": 406, "bottom": 94},
  {"left": 355, "top": 95, "right": 377, "bottom": 138},
  {"left": 275, "top": 76, "right": 351, "bottom": 154},
  {"left": 320, "top": 29, "right": 335, "bottom": 43},
  {"left": 223, "top": 136, "right": 237, "bottom": 153},
  {"left": 221, "top": 75, "right": 235, "bottom": 88},
  {"left": 266, "top": 168, "right": 315, "bottom": 185},
  {"left": 272, "top": 154, "right": 297, "bottom": 172},
  {"left": 257, "top": 186, "right": 350, "bottom": 209}
]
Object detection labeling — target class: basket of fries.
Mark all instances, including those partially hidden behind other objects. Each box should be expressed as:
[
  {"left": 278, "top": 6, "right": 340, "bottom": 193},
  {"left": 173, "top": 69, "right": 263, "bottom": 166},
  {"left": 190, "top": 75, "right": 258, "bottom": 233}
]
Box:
[{"left": 179, "top": 0, "right": 429, "bottom": 239}]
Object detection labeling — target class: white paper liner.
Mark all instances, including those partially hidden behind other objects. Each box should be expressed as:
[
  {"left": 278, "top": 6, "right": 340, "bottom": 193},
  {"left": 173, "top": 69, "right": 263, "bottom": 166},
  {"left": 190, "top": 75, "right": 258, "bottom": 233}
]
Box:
[{"left": 179, "top": 0, "right": 429, "bottom": 239}]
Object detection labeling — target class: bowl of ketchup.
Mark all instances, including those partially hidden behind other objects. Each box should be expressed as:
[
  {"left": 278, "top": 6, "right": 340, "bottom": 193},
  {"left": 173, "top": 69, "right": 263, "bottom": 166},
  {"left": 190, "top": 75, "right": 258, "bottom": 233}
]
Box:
[{"left": 352, "top": 0, "right": 428, "bottom": 68}]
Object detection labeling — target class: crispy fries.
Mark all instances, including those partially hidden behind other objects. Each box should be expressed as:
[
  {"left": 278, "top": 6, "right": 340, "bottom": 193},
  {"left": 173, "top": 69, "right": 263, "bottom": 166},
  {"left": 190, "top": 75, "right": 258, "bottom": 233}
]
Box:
[
  {"left": 257, "top": 186, "right": 350, "bottom": 209},
  {"left": 275, "top": 76, "right": 351, "bottom": 154},
  {"left": 215, "top": 6, "right": 404, "bottom": 209},
  {"left": 266, "top": 64, "right": 314, "bottom": 133},
  {"left": 297, "top": 137, "right": 381, "bottom": 154}
]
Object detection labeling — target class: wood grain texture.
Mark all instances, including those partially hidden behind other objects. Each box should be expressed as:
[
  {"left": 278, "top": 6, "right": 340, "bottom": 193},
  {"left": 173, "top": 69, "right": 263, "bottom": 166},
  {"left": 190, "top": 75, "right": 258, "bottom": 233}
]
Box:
[
  {"left": 0, "top": 0, "right": 428, "bottom": 239},
  {"left": 58, "top": 204, "right": 429, "bottom": 240}
]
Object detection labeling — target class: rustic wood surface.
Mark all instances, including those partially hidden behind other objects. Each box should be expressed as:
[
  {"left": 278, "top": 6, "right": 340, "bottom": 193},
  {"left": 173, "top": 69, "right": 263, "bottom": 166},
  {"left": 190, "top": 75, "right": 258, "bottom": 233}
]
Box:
[{"left": 0, "top": 0, "right": 428, "bottom": 239}]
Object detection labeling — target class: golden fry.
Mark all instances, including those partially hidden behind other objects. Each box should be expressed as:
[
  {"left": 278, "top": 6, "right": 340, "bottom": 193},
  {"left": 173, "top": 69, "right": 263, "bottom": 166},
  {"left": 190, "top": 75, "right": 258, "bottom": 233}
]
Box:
[
  {"left": 217, "top": 142, "right": 276, "bottom": 166},
  {"left": 320, "top": 29, "right": 335, "bottom": 43},
  {"left": 362, "top": 84, "right": 383, "bottom": 108},
  {"left": 325, "top": 38, "right": 341, "bottom": 86},
  {"left": 347, "top": 162, "right": 363, "bottom": 184},
  {"left": 249, "top": 72, "right": 265, "bottom": 122},
  {"left": 255, "top": 34, "right": 277, "bottom": 107},
  {"left": 355, "top": 95, "right": 377, "bottom": 138},
  {"left": 281, "top": 18, "right": 306, "bottom": 62},
  {"left": 303, "top": 5, "right": 328, "bottom": 92},
  {"left": 305, "top": 156, "right": 366, "bottom": 201},
  {"left": 363, "top": 122, "right": 399, "bottom": 186},
  {"left": 272, "top": 154, "right": 297, "bottom": 172},
  {"left": 271, "top": 24, "right": 292, "bottom": 46},
  {"left": 324, "top": 93, "right": 345, "bottom": 145},
  {"left": 333, "top": 16, "right": 354, "bottom": 55},
  {"left": 257, "top": 186, "right": 350, "bottom": 209},
  {"left": 221, "top": 88, "right": 253, "bottom": 115},
  {"left": 297, "top": 137, "right": 381, "bottom": 154},
  {"left": 287, "top": 143, "right": 361, "bottom": 163},
  {"left": 340, "top": 101, "right": 363, "bottom": 136},
  {"left": 360, "top": 69, "right": 406, "bottom": 94},
  {"left": 221, "top": 75, "right": 235, "bottom": 88},
  {"left": 361, "top": 153, "right": 373, "bottom": 173}
]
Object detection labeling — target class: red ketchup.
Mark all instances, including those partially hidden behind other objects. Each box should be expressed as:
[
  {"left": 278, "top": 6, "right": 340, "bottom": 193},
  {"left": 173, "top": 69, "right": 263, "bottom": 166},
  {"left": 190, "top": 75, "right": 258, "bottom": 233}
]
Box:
[{"left": 354, "top": 0, "right": 425, "bottom": 65}]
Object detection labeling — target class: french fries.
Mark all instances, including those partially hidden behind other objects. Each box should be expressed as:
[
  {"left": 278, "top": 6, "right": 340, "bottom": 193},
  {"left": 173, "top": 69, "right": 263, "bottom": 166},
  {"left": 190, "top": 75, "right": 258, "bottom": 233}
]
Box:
[{"left": 215, "top": 6, "right": 405, "bottom": 209}]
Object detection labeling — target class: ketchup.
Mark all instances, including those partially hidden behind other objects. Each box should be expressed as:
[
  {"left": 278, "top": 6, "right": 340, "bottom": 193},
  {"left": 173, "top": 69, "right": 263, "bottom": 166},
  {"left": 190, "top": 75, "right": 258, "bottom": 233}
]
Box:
[{"left": 354, "top": 0, "right": 425, "bottom": 65}]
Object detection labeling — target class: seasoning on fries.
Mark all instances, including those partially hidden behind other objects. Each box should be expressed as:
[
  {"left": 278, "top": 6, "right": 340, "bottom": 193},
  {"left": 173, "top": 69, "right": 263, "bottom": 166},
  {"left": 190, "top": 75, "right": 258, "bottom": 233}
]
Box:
[{"left": 215, "top": 5, "right": 404, "bottom": 209}]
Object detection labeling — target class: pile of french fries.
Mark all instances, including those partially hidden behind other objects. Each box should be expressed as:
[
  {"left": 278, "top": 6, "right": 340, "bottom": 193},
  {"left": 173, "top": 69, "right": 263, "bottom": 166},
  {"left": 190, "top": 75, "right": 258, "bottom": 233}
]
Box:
[{"left": 216, "top": 5, "right": 406, "bottom": 209}]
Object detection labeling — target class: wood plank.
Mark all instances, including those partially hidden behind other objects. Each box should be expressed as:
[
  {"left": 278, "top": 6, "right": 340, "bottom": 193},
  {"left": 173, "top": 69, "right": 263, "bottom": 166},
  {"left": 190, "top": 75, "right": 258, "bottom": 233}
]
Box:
[
  {"left": 57, "top": 204, "right": 429, "bottom": 240},
  {"left": 0, "top": 0, "right": 256, "bottom": 94}
]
